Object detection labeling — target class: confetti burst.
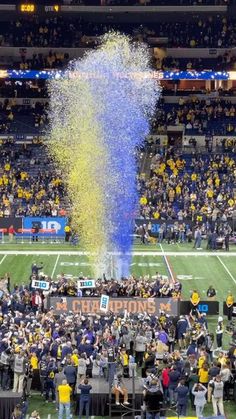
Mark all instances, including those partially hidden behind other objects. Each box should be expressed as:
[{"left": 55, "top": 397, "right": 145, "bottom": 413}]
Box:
[{"left": 48, "top": 32, "right": 160, "bottom": 278}]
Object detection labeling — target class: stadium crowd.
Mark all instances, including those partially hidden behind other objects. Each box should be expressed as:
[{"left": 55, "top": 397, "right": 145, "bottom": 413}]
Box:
[
  {"left": 0, "top": 273, "right": 233, "bottom": 418},
  {"left": 1, "top": 16, "right": 236, "bottom": 49},
  {"left": 152, "top": 97, "right": 236, "bottom": 136},
  {"left": 138, "top": 147, "right": 236, "bottom": 222},
  {"left": 0, "top": 138, "right": 65, "bottom": 217}
]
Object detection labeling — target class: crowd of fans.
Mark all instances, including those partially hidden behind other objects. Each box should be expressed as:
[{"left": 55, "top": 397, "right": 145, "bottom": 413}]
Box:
[
  {"left": 1, "top": 16, "right": 236, "bottom": 49},
  {"left": 0, "top": 269, "right": 233, "bottom": 418},
  {"left": 36, "top": 271, "right": 182, "bottom": 298},
  {"left": 0, "top": 138, "right": 66, "bottom": 217},
  {"left": 152, "top": 97, "right": 236, "bottom": 135},
  {"left": 138, "top": 147, "right": 236, "bottom": 221},
  {"left": 0, "top": 101, "right": 48, "bottom": 134}
]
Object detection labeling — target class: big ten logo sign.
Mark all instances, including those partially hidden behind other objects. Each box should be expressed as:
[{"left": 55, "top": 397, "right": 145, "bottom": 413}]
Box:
[
  {"left": 100, "top": 295, "right": 109, "bottom": 311},
  {"left": 40, "top": 221, "right": 61, "bottom": 231},
  {"left": 78, "top": 280, "right": 95, "bottom": 289},
  {"left": 32, "top": 280, "right": 49, "bottom": 290},
  {"left": 198, "top": 304, "right": 209, "bottom": 313}
]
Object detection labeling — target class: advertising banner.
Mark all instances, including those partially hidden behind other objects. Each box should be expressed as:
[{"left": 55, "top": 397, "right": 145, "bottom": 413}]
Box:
[
  {"left": 48, "top": 297, "right": 179, "bottom": 316},
  {"left": 180, "top": 301, "right": 219, "bottom": 315},
  {"left": 23, "top": 217, "right": 67, "bottom": 236}
]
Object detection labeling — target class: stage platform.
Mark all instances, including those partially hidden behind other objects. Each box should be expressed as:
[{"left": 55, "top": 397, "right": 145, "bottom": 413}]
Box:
[
  {"left": 75, "top": 377, "right": 144, "bottom": 417},
  {"left": 0, "top": 391, "right": 22, "bottom": 419}
]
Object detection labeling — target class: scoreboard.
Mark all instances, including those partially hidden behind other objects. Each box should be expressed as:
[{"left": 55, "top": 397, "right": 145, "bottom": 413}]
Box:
[{"left": 18, "top": 3, "right": 60, "bottom": 13}]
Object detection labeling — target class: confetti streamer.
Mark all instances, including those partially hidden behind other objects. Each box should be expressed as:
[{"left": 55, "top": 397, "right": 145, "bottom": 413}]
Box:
[{"left": 49, "top": 32, "right": 160, "bottom": 278}]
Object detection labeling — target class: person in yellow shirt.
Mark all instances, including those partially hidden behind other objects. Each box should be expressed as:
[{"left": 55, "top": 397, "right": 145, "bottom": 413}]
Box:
[
  {"left": 71, "top": 350, "right": 79, "bottom": 367},
  {"left": 226, "top": 292, "right": 234, "bottom": 321},
  {"left": 30, "top": 352, "right": 38, "bottom": 370},
  {"left": 198, "top": 363, "right": 209, "bottom": 386},
  {"left": 58, "top": 379, "right": 72, "bottom": 418}
]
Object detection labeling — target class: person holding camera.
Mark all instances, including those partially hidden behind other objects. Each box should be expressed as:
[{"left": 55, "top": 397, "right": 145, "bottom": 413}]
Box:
[
  {"left": 143, "top": 379, "right": 163, "bottom": 419},
  {"left": 78, "top": 378, "right": 92, "bottom": 419},
  {"left": 192, "top": 382, "right": 207, "bottom": 418}
]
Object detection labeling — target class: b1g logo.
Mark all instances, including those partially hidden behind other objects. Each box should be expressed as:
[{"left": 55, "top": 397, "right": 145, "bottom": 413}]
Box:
[
  {"left": 78, "top": 279, "right": 96, "bottom": 289},
  {"left": 198, "top": 304, "right": 209, "bottom": 312},
  {"left": 40, "top": 221, "right": 61, "bottom": 231},
  {"left": 32, "top": 279, "right": 49, "bottom": 290}
]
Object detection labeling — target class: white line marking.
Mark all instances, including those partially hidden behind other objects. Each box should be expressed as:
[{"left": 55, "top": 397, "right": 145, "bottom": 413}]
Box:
[
  {"left": 160, "top": 244, "right": 174, "bottom": 281},
  {"left": 217, "top": 256, "right": 236, "bottom": 285},
  {"left": 0, "top": 250, "right": 235, "bottom": 256},
  {"left": 0, "top": 255, "right": 7, "bottom": 265},
  {"left": 51, "top": 254, "right": 60, "bottom": 278}
]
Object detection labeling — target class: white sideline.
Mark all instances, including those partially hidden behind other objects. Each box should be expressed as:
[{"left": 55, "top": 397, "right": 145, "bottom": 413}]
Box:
[
  {"left": 0, "top": 250, "right": 235, "bottom": 256},
  {"left": 217, "top": 255, "right": 236, "bottom": 285},
  {"left": 51, "top": 254, "right": 60, "bottom": 278}
]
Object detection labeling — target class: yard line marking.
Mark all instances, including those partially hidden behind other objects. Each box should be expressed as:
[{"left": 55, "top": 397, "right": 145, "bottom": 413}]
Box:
[
  {"left": 0, "top": 255, "right": 7, "bottom": 265},
  {"left": 51, "top": 254, "right": 60, "bottom": 278},
  {"left": 217, "top": 256, "right": 236, "bottom": 286},
  {"left": 160, "top": 244, "right": 174, "bottom": 282}
]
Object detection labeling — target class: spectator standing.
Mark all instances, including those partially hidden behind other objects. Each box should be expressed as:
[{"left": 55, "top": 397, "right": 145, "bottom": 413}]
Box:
[
  {"left": 58, "top": 379, "right": 72, "bottom": 419},
  {"left": 13, "top": 351, "right": 27, "bottom": 393},
  {"left": 143, "top": 379, "right": 164, "bottom": 419},
  {"left": 168, "top": 365, "right": 181, "bottom": 406},
  {"left": 64, "top": 360, "right": 77, "bottom": 394},
  {"left": 192, "top": 383, "right": 207, "bottom": 418},
  {"left": 135, "top": 331, "right": 147, "bottom": 367},
  {"left": 211, "top": 375, "right": 225, "bottom": 416},
  {"left": 78, "top": 378, "right": 92, "bottom": 419},
  {"left": 225, "top": 292, "right": 234, "bottom": 321},
  {"left": 216, "top": 317, "right": 224, "bottom": 350},
  {"left": 176, "top": 379, "right": 188, "bottom": 417},
  {"left": 8, "top": 225, "right": 16, "bottom": 242}
]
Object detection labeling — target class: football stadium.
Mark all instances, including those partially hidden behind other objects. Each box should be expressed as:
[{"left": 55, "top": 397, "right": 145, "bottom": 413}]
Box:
[{"left": 0, "top": 1, "right": 236, "bottom": 419}]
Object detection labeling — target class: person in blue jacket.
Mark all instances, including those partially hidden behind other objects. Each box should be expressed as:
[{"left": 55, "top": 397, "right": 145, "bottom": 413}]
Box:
[{"left": 176, "top": 379, "right": 189, "bottom": 417}]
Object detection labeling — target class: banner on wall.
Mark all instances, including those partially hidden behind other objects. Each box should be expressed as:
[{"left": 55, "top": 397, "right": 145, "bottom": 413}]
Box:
[
  {"left": 48, "top": 297, "right": 179, "bottom": 316},
  {"left": 23, "top": 217, "right": 67, "bottom": 236}
]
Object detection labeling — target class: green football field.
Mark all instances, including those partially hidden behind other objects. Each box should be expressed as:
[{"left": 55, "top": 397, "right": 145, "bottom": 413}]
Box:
[{"left": 0, "top": 241, "right": 235, "bottom": 303}]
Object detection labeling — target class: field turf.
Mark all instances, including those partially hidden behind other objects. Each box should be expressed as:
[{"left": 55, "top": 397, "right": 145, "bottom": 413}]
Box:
[{"left": 0, "top": 241, "right": 235, "bottom": 302}]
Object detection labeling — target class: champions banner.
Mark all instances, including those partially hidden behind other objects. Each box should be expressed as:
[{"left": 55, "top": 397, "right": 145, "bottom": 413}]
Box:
[{"left": 48, "top": 297, "right": 179, "bottom": 316}]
